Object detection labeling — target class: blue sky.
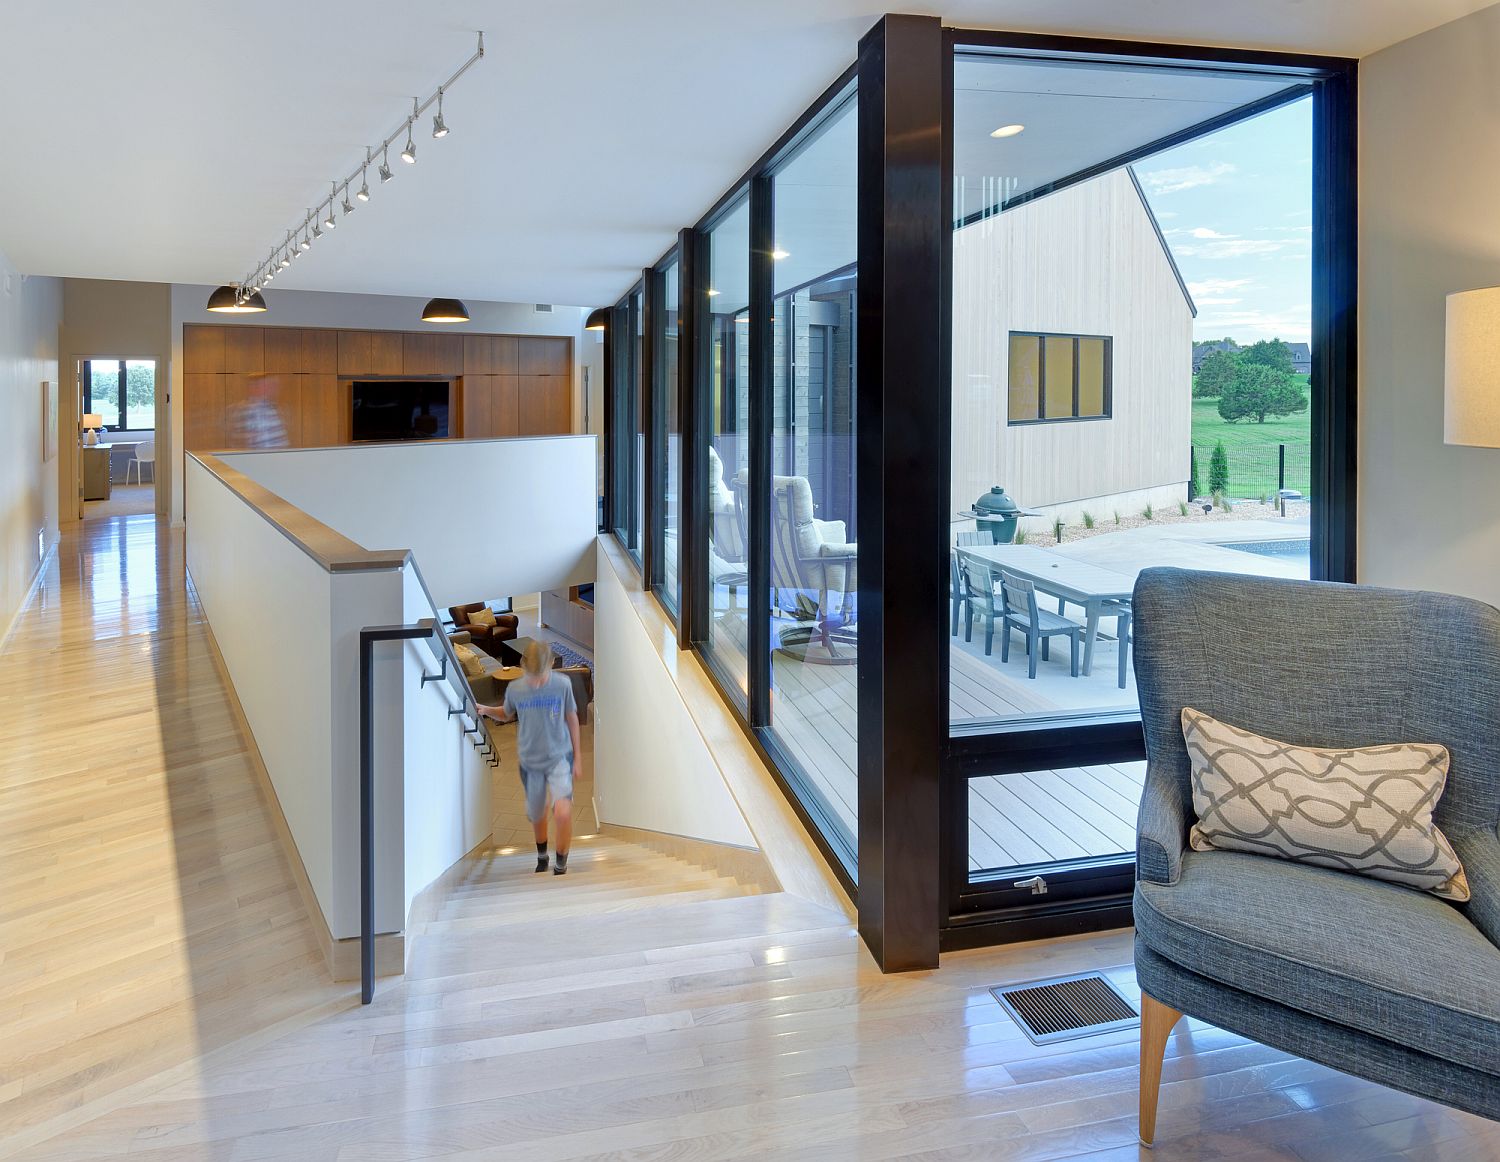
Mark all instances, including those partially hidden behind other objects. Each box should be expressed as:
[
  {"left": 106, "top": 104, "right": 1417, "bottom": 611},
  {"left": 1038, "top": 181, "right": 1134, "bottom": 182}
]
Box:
[{"left": 1136, "top": 96, "right": 1312, "bottom": 345}]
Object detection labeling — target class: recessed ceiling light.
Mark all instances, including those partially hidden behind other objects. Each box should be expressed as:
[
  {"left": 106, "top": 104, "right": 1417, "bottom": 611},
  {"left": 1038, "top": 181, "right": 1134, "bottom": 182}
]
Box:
[
  {"left": 771, "top": 249, "right": 790, "bottom": 261},
  {"left": 991, "top": 123, "right": 1025, "bottom": 138}
]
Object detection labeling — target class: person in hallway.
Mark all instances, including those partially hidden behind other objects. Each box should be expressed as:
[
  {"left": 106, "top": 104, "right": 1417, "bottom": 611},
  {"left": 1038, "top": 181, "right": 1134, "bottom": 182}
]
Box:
[
  {"left": 225, "top": 374, "right": 288, "bottom": 449},
  {"left": 477, "top": 640, "right": 581, "bottom": 875}
]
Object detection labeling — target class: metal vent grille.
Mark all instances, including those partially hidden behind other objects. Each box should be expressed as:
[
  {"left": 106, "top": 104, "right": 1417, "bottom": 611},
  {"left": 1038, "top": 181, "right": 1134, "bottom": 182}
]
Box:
[
  {"left": 533, "top": 303, "right": 554, "bottom": 313},
  {"left": 989, "top": 972, "right": 1139, "bottom": 1045}
]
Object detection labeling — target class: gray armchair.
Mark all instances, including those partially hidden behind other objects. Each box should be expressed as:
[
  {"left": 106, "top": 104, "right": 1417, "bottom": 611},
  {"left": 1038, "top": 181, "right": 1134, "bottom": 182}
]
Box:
[{"left": 1131, "top": 568, "right": 1500, "bottom": 1146}]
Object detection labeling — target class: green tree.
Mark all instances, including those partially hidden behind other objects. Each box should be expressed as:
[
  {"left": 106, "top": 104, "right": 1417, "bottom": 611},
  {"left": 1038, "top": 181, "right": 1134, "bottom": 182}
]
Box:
[
  {"left": 1217, "top": 363, "right": 1308, "bottom": 424},
  {"left": 1188, "top": 446, "right": 1201, "bottom": 499},
  {"left": 1208, "top": 441, "right": 1230, "bottom": 495},
  {"left": 1238, "top": 338, "right": 1295, "bottom": 376},
  {"left": 1193, "top": 349, "right": 1241, "bottom": 399}
]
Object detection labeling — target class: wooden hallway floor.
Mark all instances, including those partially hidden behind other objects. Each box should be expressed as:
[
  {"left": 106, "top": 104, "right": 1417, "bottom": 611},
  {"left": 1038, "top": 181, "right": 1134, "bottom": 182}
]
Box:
[{"left": 2, "top": 515, "right": 1495, "bottom": 1161}]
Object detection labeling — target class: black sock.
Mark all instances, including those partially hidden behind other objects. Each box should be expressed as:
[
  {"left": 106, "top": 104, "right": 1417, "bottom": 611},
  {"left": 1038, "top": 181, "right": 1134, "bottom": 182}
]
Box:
[
  {"left": 553, "top": 851, "right": 569, "bottom": 876},
  {"left": 535, "top": 842, "right": 548, "bottom": 873}
]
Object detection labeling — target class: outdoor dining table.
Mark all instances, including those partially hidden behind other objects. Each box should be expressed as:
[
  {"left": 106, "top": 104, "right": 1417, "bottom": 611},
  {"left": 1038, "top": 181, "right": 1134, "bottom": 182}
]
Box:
[{"left": 957, "top": 543, "right": 1135, "bottom": 677}]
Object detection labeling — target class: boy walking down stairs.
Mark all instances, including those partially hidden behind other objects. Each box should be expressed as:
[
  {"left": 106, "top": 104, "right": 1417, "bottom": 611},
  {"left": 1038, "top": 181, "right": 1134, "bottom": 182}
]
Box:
[{"left": 478, "top": 640, "right": 582, "bottom": 875}]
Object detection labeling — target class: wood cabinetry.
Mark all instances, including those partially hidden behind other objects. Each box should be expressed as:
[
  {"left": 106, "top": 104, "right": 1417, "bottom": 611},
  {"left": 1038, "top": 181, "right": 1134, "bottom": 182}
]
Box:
[{"left": 182, "top": 325, "right": 572, "bottom": 451}]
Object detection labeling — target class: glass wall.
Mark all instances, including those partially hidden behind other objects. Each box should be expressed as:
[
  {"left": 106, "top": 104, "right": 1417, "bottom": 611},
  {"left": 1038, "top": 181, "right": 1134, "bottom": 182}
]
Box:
[
  {"left": 765, "top": 92, "right": 859, "bottom": 859},
  {"left": 703, "top": 193, "right": 751, "bottom": 695},
  {"left": 610, "top": 287, "right": 644, "bottom": 557},
  {"left": 657, "top": 257, "right": 681, "bottom": 614},
  {"left": 632, "top": 286, "right": 646, "bottom": 562},
  {"left": 949, "top": 47, "right": 1316, "bottom": 882}
]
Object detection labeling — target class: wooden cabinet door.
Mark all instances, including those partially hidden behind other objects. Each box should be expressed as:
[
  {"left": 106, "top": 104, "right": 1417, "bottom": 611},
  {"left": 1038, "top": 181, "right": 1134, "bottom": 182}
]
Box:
[
  {"left": 463, "top": 334, "right": 518, "bottom": 375},
  {"left": 404, "top": 333, "right": 462, "bottom": 376},
  {"left": 370, "top": 331, "right": 404, "bottom": 375},
  {"left": 337, "top": 330, "right": 372, "bottom": 376},
  {"left": 224, "top": 327, "right": 265, "bottom": 374},
  {"left": 182, "top": 373, "right": 226, "bottom": 450},
  {"left": 461, "top": 376, "right": 491, "bottom": 438},
  {"left": 519, "top": 375, "right": 569, "bottom": 435},
  {"left": 263, "top": 328, "right": 302, "bottom": 374},
  {"left": 299, "top": 374, "right": 345, "bottom": 446},
  {"left": 519, "top": 336, "right": 570, "bottom": 377},
  {"left": 302, "top": 328, "right": 338, "bottom": 373},
  {"left": 183, "top": 325, "right": 225, "bottom": 374}
]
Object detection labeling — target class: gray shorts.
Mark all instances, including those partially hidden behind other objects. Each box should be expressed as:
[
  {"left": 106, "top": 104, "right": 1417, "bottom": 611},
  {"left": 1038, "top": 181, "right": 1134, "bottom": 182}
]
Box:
[{"left": 518, "top": 757, "right": 573, "bottom": 823}]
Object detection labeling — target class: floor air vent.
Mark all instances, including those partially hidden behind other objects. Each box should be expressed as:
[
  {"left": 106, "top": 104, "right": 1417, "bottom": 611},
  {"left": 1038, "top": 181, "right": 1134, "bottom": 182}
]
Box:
[{"left": 989, "top": 971, "right": 1139, "bottom": 1045}]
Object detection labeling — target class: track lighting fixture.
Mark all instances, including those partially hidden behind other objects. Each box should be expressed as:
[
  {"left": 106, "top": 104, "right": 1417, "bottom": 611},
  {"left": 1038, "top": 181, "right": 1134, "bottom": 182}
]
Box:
[
  {"left": 216, "top": 31, "right": 484, "bottom": 307},
  {"left": 401, "top": 102, "right": 417, "bottom": 163}
]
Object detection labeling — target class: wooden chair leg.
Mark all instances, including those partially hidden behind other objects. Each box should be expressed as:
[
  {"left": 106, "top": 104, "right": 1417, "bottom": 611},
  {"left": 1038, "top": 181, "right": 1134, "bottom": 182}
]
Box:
[{"left": 1139, "top": 992, "right": 1182, "bottom": 1148}]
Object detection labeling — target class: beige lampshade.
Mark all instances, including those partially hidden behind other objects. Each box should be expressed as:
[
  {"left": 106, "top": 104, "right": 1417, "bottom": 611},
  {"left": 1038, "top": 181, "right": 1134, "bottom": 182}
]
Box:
[
  {"left": 81, "top": 413, "right": 103, "bottom": 429},
  {"left": 1445, "top": 287, "right": 1500, "bottom": 447}
]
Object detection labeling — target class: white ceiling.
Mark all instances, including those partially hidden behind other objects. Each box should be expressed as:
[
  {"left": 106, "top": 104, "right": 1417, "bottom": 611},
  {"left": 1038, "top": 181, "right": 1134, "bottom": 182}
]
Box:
[{"left": 0, "top": 1, "right": 1490, "bottom": 308}]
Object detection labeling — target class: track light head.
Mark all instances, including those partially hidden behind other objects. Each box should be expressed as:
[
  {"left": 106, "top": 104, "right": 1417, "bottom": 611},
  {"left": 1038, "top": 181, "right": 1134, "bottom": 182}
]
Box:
[
  {"left": 401, "top": 101, "right": 417, "bottom": 162},
  {"left": 312, "top": 221, "right": 322, "bottom": 240},
  {"left": 325, "top": 185, "right": 338, "bottom": 229},
  {"left": 380, "top": 143, "right": 393, "bottom": 182},
  {"left": 342, "top": 191, "right": 354, "bottom": 215},
  {"left": 431, "top": 87, "right": 448, "bottom": 138},
  {"left": 278, "top": 253, "right": 290, "bottom": 269},
  {"left": 357, "top": 171, "right": 370, "bottom": 202}
]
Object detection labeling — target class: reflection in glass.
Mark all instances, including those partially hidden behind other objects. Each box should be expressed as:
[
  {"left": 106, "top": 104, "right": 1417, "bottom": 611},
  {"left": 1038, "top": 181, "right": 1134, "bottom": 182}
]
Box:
[
  {"left": 87, "top": 360, "right": 123, "bottom": 429},
  {"left": 632, "top": 287, "right": 646, "bottom": 559},
  {"left": 659, "top": 260, "right": 681, "bottom": 613},
  {"left": 704, "top": 195, "right": 751, "bottom": 693},
  {"left": 764, "top": 91, "right": 859, "bottom": 862}
]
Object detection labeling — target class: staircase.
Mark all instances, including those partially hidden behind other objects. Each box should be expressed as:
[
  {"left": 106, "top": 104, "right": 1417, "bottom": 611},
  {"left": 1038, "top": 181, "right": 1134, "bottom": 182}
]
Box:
[{"left": 402, "top": 833, "right": 851, "bottom": 986}]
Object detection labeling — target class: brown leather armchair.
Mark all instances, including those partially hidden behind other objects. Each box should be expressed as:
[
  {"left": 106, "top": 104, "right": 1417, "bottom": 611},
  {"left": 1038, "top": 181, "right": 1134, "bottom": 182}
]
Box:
[{"left": 448, "top": 603, "right": 519, "bottom": 658}]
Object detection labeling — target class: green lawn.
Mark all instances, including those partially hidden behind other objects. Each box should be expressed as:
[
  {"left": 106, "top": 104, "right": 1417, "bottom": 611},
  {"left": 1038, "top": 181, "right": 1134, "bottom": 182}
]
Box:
[{"left": 1190, "top": 385, "right": 1312, "bottom": 498}]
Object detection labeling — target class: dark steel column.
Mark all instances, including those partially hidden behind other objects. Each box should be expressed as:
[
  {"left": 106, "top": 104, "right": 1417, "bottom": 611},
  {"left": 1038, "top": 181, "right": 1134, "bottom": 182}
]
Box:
[
  {"left": 679, "top": 227, "right": 710, "bottom": 646},
  {"left": 747, "top": 174, "right": 774, "bottom": 728},
  {"left": 855, "top": 13, "right": 947, "bottom": 971}
]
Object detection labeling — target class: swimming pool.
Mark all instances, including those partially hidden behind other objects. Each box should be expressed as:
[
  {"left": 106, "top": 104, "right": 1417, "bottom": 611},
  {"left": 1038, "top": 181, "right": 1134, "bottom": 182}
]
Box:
[{"left": 1215, "top": 538, "right": 1311, "bottom": 566}]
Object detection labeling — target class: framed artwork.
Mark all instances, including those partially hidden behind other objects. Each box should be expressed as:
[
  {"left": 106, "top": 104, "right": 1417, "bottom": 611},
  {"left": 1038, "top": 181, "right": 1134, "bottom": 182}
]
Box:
[{"left": 42, "top": 380, "right": 57, "bottom": 462}]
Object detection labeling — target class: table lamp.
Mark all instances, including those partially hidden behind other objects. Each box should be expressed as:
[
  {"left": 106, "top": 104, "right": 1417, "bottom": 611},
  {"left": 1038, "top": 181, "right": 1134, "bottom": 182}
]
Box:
[{"left": 81, "top": 414, "right": 103, "bottom": 446}]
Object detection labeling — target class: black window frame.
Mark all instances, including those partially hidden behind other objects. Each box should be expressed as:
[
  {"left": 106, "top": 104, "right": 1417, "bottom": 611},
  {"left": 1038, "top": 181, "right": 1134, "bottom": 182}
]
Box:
[
  {"left": 1004, "top": 331, "right": 1113, "bottom": 425},
  {"left": 82, "top": 358, "right": 156, "bottom": 432}
]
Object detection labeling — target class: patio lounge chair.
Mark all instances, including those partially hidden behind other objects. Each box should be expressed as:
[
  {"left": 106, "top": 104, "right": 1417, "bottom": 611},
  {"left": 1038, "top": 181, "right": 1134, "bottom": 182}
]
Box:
[
  {"left": 999, "top": 569, "right": 1083, "bottom": 678},
  {"left": 731, "top": 471, "right": 857, "bottom": 662},
  {"left": 1131, "top": 567, "right": 1500, "bottom": 1145}
]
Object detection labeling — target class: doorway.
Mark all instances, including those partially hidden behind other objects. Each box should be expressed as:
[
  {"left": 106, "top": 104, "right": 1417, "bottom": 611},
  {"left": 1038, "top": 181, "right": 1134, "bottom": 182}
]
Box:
[{"left": 79, "top": 358, "right": 157, "bottom": 518}]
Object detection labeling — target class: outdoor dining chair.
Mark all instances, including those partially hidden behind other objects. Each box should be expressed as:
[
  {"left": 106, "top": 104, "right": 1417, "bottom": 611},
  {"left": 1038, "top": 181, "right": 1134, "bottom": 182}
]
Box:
[
  {"left": 999, "top": 569, "right": 1084, "bottom": 678},
  {"left": 950, "top": 532, "right": 987, "bottom": 636}
]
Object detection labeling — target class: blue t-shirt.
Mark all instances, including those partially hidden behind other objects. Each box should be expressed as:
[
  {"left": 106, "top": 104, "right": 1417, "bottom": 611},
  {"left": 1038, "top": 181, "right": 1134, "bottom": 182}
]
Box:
[{"left": 503, "top": 671, "right": 576, "bottom": 771}]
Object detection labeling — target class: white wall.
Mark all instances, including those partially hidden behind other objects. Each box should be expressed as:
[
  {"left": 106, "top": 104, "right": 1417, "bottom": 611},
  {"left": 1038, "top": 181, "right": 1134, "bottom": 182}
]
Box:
[
  {"left": 0, "top": 250, "right": 62, "bottom": 644},
  {"left": 1360, "top": 10, "right": 1500, "bottom": 608},
  {"left": 167, "top": 283, "right": 596, "bottom": 526},
  {"left": 401, "top": 564, "right": 491, "bottom": 921},
  {"left": 593, "top": 539, "right": 758, "bottom": 849},
  {"left": 225, "top": 437, "right": 597, "bottom": 609}
]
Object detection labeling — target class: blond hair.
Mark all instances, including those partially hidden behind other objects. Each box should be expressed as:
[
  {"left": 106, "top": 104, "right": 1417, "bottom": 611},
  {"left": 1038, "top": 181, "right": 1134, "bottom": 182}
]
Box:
[{"left": 522, "top": 639, "right": 554, "bottom": 676}]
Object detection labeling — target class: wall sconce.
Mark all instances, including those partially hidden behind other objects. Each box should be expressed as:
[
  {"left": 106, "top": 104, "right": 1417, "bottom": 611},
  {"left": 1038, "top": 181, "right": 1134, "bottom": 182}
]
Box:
[{"left": 1445, "top": 287, "right": 1500, "bottom": 447}]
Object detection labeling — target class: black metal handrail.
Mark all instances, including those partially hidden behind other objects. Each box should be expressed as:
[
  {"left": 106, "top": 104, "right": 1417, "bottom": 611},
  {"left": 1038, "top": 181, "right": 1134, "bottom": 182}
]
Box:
[{"left": 357, "top": 569, "right": 501, "bottom": 1004}]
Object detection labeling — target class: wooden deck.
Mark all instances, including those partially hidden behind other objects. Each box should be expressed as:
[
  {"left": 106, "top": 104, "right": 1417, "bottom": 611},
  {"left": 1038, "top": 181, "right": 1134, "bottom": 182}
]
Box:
[{"left": 766, "top": 645, "right": 1144, "bottom": 871}]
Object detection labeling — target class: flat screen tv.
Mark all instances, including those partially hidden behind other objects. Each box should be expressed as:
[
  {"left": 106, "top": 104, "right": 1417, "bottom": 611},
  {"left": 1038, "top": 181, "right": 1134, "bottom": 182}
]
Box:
[{"left": 350, "top": 381, "right": 450, "bottom": 442}]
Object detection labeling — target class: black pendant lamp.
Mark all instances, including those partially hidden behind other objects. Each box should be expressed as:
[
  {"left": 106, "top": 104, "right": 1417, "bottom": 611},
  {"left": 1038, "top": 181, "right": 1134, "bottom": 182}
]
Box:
[
  {"left": 584, "top": 307, "right": 610, "bottom": 331},
  {"left": 421, "top": 296, "right": 469, "bottom": 323},
  {"left": 206, "top": 284, "right": 268, "bottom": 314}
]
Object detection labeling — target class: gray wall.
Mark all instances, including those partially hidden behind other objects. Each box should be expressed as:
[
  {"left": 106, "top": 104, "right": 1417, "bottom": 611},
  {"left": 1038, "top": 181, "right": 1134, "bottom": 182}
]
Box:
[
  {"left": 0, "top": 249, "right": 62, "bottom": 642},
  {"left": 1361, "top": 8, "right": 1500, "bottom": 607}
]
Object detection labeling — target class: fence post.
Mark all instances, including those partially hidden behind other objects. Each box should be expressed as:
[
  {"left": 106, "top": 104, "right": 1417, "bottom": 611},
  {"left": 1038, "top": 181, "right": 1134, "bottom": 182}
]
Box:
[{"left": 1278, "top": 443, "right": 1286, "bottom": 517}]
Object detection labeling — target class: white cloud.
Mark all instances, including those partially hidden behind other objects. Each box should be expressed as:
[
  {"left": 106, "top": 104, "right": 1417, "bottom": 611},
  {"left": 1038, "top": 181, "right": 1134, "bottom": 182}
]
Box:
[
  {"left": 1192, "top": 297, "right": 1243, "bottom": 306},
  {"left": 1188, "top": 227, "right": 1236, "bottom": 240},
  {"left": 1176, "top": 238, "right": 1291, "bottom": 259},
  {"left": 1138, "top": 161, "right": 1236, "bottom": 195},
  {"left": 1187, "top": 277, "right": 1252, "bottom": 297},
  {"left": 1195, "top": 305, "right": 1312, "bottom": 343},
  {"left": 1154, "top": 210, "right": 1179, "bottom": 220}
]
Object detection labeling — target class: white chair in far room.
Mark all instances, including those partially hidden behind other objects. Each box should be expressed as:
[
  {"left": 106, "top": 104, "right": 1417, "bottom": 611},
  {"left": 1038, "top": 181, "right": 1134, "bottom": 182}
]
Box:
[{"left": 126, "top": 438, "right": 155, "bottom": 484}]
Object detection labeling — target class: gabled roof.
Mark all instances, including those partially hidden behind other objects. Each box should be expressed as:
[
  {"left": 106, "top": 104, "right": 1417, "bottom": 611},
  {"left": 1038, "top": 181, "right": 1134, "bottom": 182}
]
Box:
[{"left": 1126, "top": 166, "right": 1197, "bottom": 319}]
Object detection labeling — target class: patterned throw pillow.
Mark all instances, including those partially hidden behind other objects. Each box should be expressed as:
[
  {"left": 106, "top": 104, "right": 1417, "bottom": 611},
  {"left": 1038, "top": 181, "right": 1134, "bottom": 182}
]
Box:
[
  {"left": 1181, "top": 708, "right": 1470, "bottom": 901},
  {"left": 451, "top": 643, "right": 485, "bottom": 679}
]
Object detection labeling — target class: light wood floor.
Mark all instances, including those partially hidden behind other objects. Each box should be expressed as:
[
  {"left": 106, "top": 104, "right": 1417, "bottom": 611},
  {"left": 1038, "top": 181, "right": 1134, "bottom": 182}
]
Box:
[{"left": 5, "top": 516, "right": 1496, "bottom": 1160}]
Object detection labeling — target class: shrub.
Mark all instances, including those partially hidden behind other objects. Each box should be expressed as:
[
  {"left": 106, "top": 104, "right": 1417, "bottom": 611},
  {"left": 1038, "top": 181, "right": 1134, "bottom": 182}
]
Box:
[
  {"left": 1082, "top": 511, "right": 1096, "bottom": 529},
  {"left": 1052, "top": 517, "right": 1065, "bottom": 543},
  {"left": 1221, "top": 496, "right": 1235, "bottom": 513},
  {"left": 1142, "top": 503, "right": 1155, "bottom": 521},
  {"left": 1218, "top": 364, "right": 1308, "bottom": 424},
  {"left": 1188, "top": 446, "right": 1201, "bottom": 499},
  {"left": 1178, "top": 501, "right": 1189, "bottom": 517},
  {"left": 1113, "top": 510, "right": 1122, "bottom": 525},
  {"left": 1193, "top": 349, "right": 1240, "bottom": 399},
  {"left": 1208, "top": 441, "right": 1230, "bottom": 495},
  {"left": 1014, "top": 528, "right": 1029, "bottom": 545}
]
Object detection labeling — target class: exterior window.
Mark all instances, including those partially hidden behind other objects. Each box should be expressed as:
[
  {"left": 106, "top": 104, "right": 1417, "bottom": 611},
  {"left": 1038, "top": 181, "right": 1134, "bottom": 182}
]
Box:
[
  {"left": 83, "top": 358, "right": 156, "bottom": 431},
  {"left": 1006, "top": 333, "right": 1111, "bottom": 423}
]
